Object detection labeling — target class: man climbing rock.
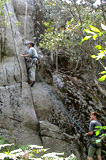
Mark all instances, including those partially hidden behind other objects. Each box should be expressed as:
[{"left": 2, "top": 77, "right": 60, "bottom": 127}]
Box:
[
  {"left": 85, "top": 112, "right": 103, "bottom": 160},
  {"left": 20, "top": 42, "right": 38, "bottom": 87}
]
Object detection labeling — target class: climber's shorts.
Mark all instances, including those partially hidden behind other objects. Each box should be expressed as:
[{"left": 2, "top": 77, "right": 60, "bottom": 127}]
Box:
[{"left": 88, "top": 144, "right": 101, "bottom": 158}]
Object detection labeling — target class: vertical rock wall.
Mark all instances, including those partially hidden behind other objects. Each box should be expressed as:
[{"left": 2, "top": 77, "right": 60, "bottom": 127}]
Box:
[
  {"left": 0, "top": 0, "right": 41, "bottom": 145},
  {"left": 12, "top": 0, "right": 34, "bottom": 41}
]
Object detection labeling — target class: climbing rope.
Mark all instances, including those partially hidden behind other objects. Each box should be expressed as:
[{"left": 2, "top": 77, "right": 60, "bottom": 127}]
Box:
[
  {"left": 36, "top": 71, "right": 86, "bottom": 134},
  {"left": 24, "top": 0, "right": 28, "bottom": 39}
]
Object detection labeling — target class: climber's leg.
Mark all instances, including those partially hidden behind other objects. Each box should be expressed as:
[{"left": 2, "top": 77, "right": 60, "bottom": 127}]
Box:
[
  {"left": 29, "top": 64, "right": 35, "bottom": 81},
  {"left": 25, "top": 58, "right": 36, "bottom": 86},
  {"left": 26, "top": 59, "right": 32, "bottom": 82},
  {"left": 28, "top": 64, "right": 36, "bottom": 87},
  {"left": 97, "top": 154, "right": 101, "bottom": 160},
  {"left": 87, "top": 145, "right": 96, "bottom": 160},
  {"left": 35, "top": 64, "right": 37, "bottom": 81},
  {"left": 87, "top": 157, "right": 93, "bottom": 160}
]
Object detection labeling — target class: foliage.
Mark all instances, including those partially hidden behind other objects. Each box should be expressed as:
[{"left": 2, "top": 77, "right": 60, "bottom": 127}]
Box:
[
  {"left": 95, "top": 126, "right": 106, "bottom": 145},
  {"left": 16, "top": 21, "right": 21, "bottom": 26},
  {"left": 95, "top": 126, "right": 106, "bottom": 136},
  {"left": 0, "top": 0, "right": 21, "bottom": 28},
  {"left": 0, "top": 136, "right": 77, "bottom": 160},
  {"left": 80, "top": 23, "right": 106, "bottom": 81},
  {"left": 40, "top": 0, "right": 83, "bottom": 53},
  {"left": 39, "top": 0, "right": 106, "bottom": 74},
  {"left": 0, "top": 0, "right": 10, "bottom": 26},
  {"left": 40, "top": 21, "right": 71, "bottom": 51},
  {"left": 40, "top": 20, "right": 72, "bottom": 71}
]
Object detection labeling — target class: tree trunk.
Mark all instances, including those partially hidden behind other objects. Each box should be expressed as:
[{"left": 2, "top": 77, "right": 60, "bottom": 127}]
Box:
[
  {"left": 56, "top": 49, "right": 58, "bottom": 72},
  {"left": 51, "top": 51, "right": 54, "bottom": 61}
]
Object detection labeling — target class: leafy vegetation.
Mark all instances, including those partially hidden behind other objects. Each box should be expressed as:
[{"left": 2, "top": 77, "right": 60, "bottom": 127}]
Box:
[
  {"left": 38, "top": 0, "right": 106, "bottom": 75},
  {"left": 0, "top": 136, "right": 77, "bottom": 160},
  {"left": 0, "top": 0, "right": 10, "bottom": 26},
  {"left": 40, "top": 21, "right": 72, "bottom": 71},
  {"left": 80, "top": 23, "right": 106, "bottom": 81}
]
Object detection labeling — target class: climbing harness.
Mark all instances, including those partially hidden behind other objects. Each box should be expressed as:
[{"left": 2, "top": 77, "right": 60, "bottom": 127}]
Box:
[
  {"left": 36, "top": 71, "right": 86, "bottom": 134},
  {"left": 24, "top": 0, "right": 28, "bottom": 39},
  {"left": 89, "top": 136, "right": 102, "bottom": 148}
]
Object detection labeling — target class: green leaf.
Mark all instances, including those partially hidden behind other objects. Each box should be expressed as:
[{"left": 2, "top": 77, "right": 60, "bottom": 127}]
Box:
[
  {"left": 44, "top": 22, "right": 49, "bottom": 27},
  {"left": 36, "top": 150, "right": 39, "bottom": 154},
  {"left": 97, "top": 52, "right": 105, "bottom": 59},
  {"left": 99, "top": 32, "right": 103, "bottom": 36},
  {"left": 93, "top": 34, "right": 97, "bottom": 40},
  {"left": 101, "top": 23, "right": 106, "bottom": 31},
  {"left": 39, "top": 43, "right": 43, "bottom": 48},
  {"left": 102, "top": 126, "right": 106, "bottom": 130},
  {"left": 99, "top": 75, "right": 106, "bottom": 82},
  {"left": 96, "top": 130, "right": 100, "bottom": 136},
  {"left": 95, "top": 126, "right": 101, "bottom": 129},
  {"left": 95, "top": 45, "right": 102, "bottom": 50},
  {"left": 84, "top": 29, "right": 95, "bottom": 34},
  {"left": 96, "top": 139, "right": 101, "bottom": 144},
  {"left": 16, "top": 21, "right": 21, "bottom": 26},
  {"left": 79, "top": 36, "right": 91, "bottom": 44},
  {"left": 101, "top": 71, "right": 106, "bottom": 74},
  {"left": 91, "top": 55, "right": 96, "bottom": 58},
  {"left": 90, "top": 25, "right": 101, "bottom": 33},
  {"left": 70, "top": 18, "right": 75, "bottom": 23},
  {"left": 101, "top": 133, "right": 106, "bottom": 136}
]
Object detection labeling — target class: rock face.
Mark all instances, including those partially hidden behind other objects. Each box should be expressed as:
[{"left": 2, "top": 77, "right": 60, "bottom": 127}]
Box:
[
  {"left": 0, "top": 0, "right": 41, "bottom": 145},
  {"left": 12, "top": 0, "right": 34, "bottom": 41},
  {"left": 30, "top": 83, "right": 86, "bottom": 160},
  {"left": 0, "top": 1, "right": 106, "bottom": 160}
]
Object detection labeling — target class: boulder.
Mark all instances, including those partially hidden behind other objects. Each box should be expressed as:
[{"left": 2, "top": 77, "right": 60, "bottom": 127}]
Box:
[{"left": 39, "top": 121, "right": 85, "bottom": 159}]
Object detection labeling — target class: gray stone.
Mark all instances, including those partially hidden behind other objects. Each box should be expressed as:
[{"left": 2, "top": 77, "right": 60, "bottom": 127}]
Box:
[
  {"left": 12, "top": 0, "right": 34, "bottom": 40},
  {"left": 53, "top": 74, "right": 64, "bottom": 89},
  {"left": 39, "top": 121, "right": 74, "bottom": 141},
  {"left": 31, "top": 83, "right": 52, "bottom": 120},
  {"left": 0, "top": 0, "right": 41, "bottom": 145},
  {"left": 39, "top": 121, "right": 75, "bottom": 156}
]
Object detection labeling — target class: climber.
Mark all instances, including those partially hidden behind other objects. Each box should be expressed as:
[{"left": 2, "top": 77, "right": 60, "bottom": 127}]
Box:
[
  {"left": 85, "top": 112, "right": 103, "bottom": 160},
  {"left": 20, "top": 42, "right": 38, "bottom": 87}
]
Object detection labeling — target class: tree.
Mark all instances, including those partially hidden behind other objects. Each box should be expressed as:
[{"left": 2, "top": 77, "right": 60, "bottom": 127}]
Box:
[
  {"left": 39, "top": 0, "right": 106, "bottom": 95},
  {"left": 40, "top": 21, "right": 71, "bottom": 72},
  {"left": 80, "top": 23, "right": 106, "bottom": 80}
]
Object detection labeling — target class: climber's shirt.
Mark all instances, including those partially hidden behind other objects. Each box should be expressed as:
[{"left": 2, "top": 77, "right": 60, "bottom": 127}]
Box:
[
  {"left": 28, "top": 47, "right": 38, "bottom": 59},
  {"left": 88, "top": 120, "right": 103, "bottom": 158},
  {"left": 89, "top": 120, "right": 103, "bottom": 137}
]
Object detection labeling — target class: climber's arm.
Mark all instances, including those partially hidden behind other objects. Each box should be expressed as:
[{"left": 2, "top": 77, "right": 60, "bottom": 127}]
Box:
[
  {"left": 84, "top": 131, "right": 93, "bottom": 136},
  {"left": 20, "top": 54, "right": 29, "bottom": 57}
]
